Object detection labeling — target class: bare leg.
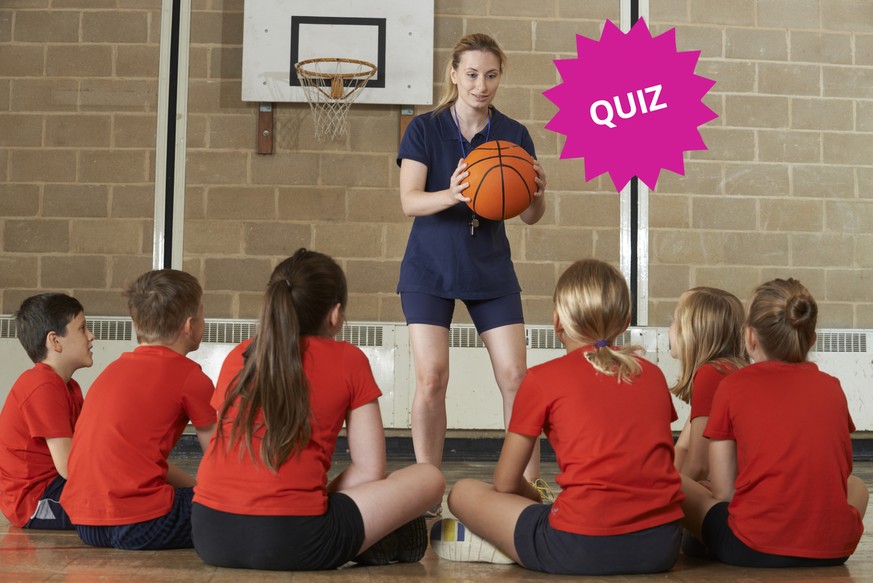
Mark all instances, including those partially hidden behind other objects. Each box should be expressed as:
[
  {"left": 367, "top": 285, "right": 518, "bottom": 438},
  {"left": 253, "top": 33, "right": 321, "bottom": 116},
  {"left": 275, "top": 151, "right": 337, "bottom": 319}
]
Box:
[
  {"left": 409, "top": 324, "right": 450, "bottom": 468},
  {"left": 848, "top": 475, "right": 869, "bottom": 518},
  {"left": 481, "top": 324, "right": 540, "bottom": 481},
  {"left": 679, "top": 474, "right": 721, "bottom": 541},
  {"left": 342, "top": 463, "right": 445, "bottom": 553},
  {"left": 446, "top": 478, "right": 539, "bottom": 565}
]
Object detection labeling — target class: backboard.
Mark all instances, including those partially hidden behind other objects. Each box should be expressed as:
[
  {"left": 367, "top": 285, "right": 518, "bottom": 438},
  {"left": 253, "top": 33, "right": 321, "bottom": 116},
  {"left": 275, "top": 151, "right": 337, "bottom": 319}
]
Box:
[{"left": 242, "top": 0, "right": 434, "bottom": 105}]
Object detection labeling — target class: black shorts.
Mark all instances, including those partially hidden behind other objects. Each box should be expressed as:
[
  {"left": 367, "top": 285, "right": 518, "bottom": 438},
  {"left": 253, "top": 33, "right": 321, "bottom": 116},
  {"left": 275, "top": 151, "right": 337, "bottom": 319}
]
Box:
[
  {"left": 401, "top": 292, "right": 524, "bottom": 334},
  {"left": 701, "top": 502, "right": 849, "bottom": 568},
  {"left": 514, "top": 503, "right": 681, "bottom": 575},
  {"left": 191, "top": 493, "right": 366, "bottom": 571}
]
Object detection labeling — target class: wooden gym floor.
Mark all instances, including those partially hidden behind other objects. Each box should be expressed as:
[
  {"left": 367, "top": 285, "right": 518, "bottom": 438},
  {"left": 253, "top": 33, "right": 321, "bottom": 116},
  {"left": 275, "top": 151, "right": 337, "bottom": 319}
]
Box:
[{"left": 2, "top": 459, "right": 872, "bottom": 582}]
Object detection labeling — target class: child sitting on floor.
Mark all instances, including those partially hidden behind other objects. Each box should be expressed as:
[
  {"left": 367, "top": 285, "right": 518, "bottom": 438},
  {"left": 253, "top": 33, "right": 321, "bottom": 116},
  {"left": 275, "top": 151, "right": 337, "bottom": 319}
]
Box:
[
  {"left": 61, "top": 270, "right": 216, "bottom": 550},
  {"left": 431, "top": 259, "right": 684, "bottom": 575},
  {"left": 0, "top": 293, "right": 94, "bottom": 529},
  {"left": 679, "top": 278, "right": 868, "bottom": 567}
]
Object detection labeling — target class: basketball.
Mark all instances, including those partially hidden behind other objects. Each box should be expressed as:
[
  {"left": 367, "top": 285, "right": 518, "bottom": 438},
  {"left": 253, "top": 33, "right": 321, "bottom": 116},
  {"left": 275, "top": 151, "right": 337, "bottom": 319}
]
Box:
[{"left": 463, "top": 140, "right": 537, "bottom": 221}]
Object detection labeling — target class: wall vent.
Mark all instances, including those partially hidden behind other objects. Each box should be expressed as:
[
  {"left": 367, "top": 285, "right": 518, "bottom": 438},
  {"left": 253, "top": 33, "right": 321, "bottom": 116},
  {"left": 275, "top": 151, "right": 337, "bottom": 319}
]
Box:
[
  {"left": 0, "top": 317, "right": 16, "bottom": 339},
  {"left": 449, "top": 325, "right": 484, "bottom": 349},
  {"left": 336, "top": 324, "right": 384, "bottom": 347},
  {"left": 814, "top": 331, "right": 867, "bottom": 353},
  {"left": 89, "top": 318, "right": 133, "bottom": 341},
  {"left": 202, "top": 320, "right": 258, "bottom": 344}
]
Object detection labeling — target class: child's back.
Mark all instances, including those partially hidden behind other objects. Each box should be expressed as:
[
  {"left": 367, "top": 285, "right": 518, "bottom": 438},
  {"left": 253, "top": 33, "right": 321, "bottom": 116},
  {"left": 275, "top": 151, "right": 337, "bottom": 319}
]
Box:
[
  {"left": 61, "top": 344, "right": 214, "bottom": 524},
  {"left": 60, "top": 269, "right": 215, "bottom": 550},
  {"left": 511, "top": 350, "right": 681, "bottom": 535}
]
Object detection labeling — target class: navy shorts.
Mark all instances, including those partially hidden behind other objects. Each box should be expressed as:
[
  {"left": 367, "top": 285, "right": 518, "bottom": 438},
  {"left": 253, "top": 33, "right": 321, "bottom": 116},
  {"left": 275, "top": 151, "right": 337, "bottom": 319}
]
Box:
[
  {"left": 701, "top": 502, "right": 849, "bottom": 568},
  {"left": 76, "top": 487, "right": 194, "bottom": 550},
  {"left": 514, "top": 503, "right": 681, "bottom": 575},
  {"left": 401, "top": 292, "right": 524, "bottom": 334},
  {"left": 191, "top": 493, "right": 366, "bottom": 571},
  {"left": 24, "top": 475, "right": 74, "bottom": 530}
]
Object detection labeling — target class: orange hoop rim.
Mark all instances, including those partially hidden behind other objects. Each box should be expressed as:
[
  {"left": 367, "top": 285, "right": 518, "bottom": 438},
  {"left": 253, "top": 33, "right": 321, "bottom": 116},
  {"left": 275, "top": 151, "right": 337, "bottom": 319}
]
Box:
[{"left": 294, "top": 58, "right": 377, "bottom": 80}]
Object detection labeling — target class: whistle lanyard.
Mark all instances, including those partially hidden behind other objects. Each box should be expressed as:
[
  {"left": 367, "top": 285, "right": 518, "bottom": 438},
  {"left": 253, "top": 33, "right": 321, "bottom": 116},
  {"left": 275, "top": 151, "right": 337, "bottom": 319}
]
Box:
[{"left": 454, "top": 104, "right": 490, "bottom": 236}]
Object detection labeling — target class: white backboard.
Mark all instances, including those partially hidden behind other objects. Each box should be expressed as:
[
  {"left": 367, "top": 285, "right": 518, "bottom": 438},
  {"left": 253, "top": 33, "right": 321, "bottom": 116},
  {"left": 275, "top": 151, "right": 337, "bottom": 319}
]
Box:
[{"left": 242, "top": 0, "right": 434, "bottom": 105}]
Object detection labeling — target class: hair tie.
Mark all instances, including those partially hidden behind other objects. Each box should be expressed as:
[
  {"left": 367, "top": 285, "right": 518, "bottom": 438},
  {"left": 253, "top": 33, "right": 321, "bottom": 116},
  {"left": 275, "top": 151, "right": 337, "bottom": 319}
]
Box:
[
  {"left": 284, "top": 280, "right": 292, "bottom": 291},
  {"left": 594, "top": 339, "right": 608, "bottom": 348}
]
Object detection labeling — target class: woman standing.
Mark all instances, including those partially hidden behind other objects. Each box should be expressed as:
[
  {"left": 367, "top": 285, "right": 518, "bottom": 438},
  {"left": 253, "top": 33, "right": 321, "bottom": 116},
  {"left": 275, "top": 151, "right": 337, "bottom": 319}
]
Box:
[{"left": 397, "top": 33, "right": 548, "bottom": 512}]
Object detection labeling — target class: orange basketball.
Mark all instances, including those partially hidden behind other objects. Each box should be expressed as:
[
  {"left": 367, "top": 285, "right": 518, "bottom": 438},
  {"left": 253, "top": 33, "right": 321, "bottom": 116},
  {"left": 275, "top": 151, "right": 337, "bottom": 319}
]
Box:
[{"left": 464, "top": 141, "right": 537, "bottom": 221}]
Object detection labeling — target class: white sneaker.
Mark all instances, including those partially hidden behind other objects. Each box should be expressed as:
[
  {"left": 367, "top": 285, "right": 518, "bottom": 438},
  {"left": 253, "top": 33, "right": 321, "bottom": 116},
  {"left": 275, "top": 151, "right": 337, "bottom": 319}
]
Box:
[{"left": 430, "top": 518, "right": 515, "bottom": 564}]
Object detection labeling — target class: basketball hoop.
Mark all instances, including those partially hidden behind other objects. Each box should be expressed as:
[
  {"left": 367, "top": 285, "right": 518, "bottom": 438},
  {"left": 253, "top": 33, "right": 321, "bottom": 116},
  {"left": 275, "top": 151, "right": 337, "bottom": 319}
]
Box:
[{"left": 294, "top": 58, "right": 377, "bottom": 141}]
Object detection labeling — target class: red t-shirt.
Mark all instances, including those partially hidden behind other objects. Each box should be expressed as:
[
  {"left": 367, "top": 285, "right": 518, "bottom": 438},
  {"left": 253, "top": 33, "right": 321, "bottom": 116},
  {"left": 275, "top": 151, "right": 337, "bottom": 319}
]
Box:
[
  {"left": 193, "top": 337, "right": 382, "bottom": 516},
  {"left": 0, "top": 364, "right": 83, "bottom": 527},
  {"left": 60, "top": 346, "right": 215, "bottom": 525},
  {"left": 689, "top": 362, "right": 736, "bottom": 420},
  {"left": 509, "top": 347, "right": 684, "bottom": 536},
  {"left": 705, "top": 361, "right": 863, "bottom": 558}
]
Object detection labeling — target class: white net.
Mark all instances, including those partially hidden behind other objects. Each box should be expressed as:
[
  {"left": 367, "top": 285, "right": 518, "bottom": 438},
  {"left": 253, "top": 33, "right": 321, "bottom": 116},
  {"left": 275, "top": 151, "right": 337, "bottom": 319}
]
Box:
[{"left": 294, "top": 58, "right": 377, "bottom": 142}]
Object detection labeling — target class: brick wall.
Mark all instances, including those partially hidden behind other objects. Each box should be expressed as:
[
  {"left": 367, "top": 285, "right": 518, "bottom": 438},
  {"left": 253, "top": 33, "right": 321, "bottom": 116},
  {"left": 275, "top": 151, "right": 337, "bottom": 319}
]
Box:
[{"left": 1, "top": 0, "right": 872, "bottom": 329}]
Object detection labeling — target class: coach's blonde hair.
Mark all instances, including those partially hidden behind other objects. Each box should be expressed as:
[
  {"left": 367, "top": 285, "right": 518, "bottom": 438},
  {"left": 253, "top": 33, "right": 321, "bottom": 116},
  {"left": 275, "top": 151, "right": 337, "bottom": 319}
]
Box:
[
  {"left": 670, "top": 287, "right": 747, "bottom": 403},
  {"left": 554, "top": 259, "right": 643, "bottom": 383},
  {"left": 747, "top": 278, "right": 817, "bottom": 363},
  {"left": 433, "top": 33, "right": 507, "bottom": 115}
]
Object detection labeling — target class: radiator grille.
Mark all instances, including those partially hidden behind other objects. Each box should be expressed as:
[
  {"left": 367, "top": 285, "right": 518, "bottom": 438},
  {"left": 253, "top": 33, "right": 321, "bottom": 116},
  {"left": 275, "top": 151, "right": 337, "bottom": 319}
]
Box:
[
  {"left": 0, "top": 317, "right": 15, "bottom": 339},
  {"left": 814, "top": 332, "right": 867, "bottom": 353},
  {"left": 336, "top": 324, "right": 384, "bottom": 347},
  {"left": 450, "top": 326, "right": 484, "bottom": 348},
  {"left": 88, "top": 319, "right": 133, "bottom": 341},
  {"left": 202, "top": 320, "right": 258, "bottom": 344}
]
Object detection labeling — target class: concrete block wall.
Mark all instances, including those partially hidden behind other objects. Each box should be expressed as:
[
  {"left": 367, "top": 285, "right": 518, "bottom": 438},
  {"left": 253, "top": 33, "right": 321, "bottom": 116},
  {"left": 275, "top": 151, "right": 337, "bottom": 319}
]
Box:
[{"left": 1, "top": 0, "right": 872, "bottom": 329}]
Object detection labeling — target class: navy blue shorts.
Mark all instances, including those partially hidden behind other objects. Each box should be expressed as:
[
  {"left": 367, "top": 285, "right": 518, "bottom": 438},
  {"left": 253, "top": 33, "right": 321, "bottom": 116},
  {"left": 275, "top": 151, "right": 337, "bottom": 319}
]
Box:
[
  {"left": 514, "top": 503, "right": 681, "bottom": 575},
  {"left": 191, "top": 493, "right": 366, "bottom": 571},
  {"left": 24, "top": 475, "right": 74, "bottom": 530},
  {"left": 401, "top": 292, "right": 524, "bottom": 334},
  {"left": 76, "top": 487, "right": 194, "bottom": 550},
  {"left": 701, "top": 502, "right": 849, "bottom": 568}
]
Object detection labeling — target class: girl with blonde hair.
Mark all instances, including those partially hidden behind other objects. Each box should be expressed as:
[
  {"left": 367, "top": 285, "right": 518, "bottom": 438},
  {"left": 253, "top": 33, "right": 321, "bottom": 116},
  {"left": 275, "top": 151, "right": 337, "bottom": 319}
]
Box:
[
  {"left": 669, "top": 287, "right": 746, "bottom": 481},
  {"left": 680, "top": 278, "right": 868, "bottom": 567},
  {"left": 431, "top": 259, "right": 684, "bottom": 575}
]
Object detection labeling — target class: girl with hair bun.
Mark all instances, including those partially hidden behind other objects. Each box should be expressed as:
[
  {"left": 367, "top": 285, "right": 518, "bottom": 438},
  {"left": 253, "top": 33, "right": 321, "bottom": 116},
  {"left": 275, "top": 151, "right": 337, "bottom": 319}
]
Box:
[
  {"left": 431, "top": 259, "right": 684, "bottom": 575},
  {"left": 680, "top": 278, "right": 868, "bottom": 567},
  {"left": 192, "top": 248, "right": 444, "bottom": 571}
]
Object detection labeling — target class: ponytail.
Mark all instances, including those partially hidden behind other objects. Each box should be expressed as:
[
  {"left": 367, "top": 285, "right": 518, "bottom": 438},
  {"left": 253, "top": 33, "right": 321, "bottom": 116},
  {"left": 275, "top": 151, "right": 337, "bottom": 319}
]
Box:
[{"left": 217, "top": 249, "right": 346, "bottom": 472}]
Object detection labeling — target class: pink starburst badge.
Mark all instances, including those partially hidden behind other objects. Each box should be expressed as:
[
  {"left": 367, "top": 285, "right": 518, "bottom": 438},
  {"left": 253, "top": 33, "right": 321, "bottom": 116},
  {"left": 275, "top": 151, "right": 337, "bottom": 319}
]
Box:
[{"left": 544, "top": 19, "right": 717, "bottom": 192}]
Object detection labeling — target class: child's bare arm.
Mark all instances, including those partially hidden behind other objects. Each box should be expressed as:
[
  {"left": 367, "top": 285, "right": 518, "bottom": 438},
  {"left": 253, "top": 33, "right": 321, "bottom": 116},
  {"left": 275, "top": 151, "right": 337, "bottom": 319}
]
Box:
[
  {"left": 195, "top": 423, "right": 216, "bottom": 453},
  {"left": 45, "top": 437, "right": 72, "bottom": 479},
  {"left": 328, "top": 400, "right": 386, "bottom": 493},
  {"left": 493, "top": 432, "right": 540, "bottom": 503},
  {"left": 166, "top": 462, "right": 196, "bottom": 487},
  {"left": 708, "top": 439, "right": 737, "bottom": 501}
]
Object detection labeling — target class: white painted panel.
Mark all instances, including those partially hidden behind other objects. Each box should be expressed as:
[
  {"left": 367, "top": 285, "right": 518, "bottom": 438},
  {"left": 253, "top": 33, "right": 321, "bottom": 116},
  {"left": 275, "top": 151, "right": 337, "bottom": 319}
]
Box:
[{"left": 241, "top": 0, "right": 434, "bottom": 104}]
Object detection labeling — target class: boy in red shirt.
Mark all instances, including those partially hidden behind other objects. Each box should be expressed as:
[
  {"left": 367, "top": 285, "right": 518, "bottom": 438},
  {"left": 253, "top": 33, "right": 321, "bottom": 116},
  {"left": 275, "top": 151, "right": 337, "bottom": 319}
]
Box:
[
  {"left": 60, "top": 270, "right": 216, "bottom": 550},
  {"left": 0, "top": 293, "right": 94, "bottom": 529}
]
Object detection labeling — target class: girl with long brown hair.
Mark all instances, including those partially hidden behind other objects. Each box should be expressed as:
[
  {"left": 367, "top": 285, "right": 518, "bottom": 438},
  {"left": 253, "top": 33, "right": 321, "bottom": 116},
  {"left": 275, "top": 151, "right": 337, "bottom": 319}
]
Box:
[{"left": 192, "top": 248, "right": 444, "bottom": 570}]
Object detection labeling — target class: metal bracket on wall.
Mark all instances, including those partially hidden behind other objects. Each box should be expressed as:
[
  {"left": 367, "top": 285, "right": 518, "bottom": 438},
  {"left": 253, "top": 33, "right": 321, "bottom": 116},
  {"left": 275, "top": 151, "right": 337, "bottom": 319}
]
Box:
[
  {"left": 399, "top": 104, "right": 414, "bottom": 142},
  {"left": 258, "top": 102, "right": 274, "bottom": 154}
]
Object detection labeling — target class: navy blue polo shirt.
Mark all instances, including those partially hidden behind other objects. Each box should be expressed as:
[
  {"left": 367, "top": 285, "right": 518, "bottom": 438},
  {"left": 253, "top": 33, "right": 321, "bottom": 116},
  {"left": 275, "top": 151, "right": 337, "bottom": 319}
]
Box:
[{"left": 396, "top": 107, "right": 536, "bottom": 300}]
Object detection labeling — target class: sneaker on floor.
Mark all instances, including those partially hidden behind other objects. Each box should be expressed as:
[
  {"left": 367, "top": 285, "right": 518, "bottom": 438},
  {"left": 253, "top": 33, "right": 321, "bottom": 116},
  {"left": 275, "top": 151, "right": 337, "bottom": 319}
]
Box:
[
  {"left": 531, "top": 478, "right": 557, "bottom": 503},
  {"left": 355, "top": 516, "right": 428, "bottom": 565},
  {"left": 423, "top": 501, "right": 443, "bottom": 518},
  {"left": 430, "top": 518, "right": 514, "bottom": 564}
]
